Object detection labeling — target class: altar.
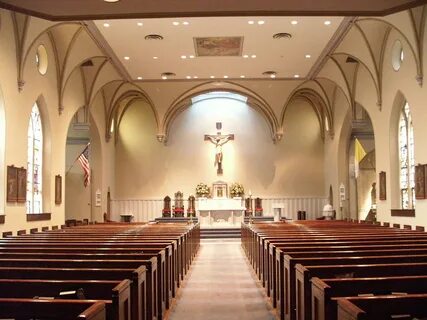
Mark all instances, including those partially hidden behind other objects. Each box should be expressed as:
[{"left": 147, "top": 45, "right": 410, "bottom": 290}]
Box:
[{"left": 197, "top": 198, "right": 245, "bottom": 228}]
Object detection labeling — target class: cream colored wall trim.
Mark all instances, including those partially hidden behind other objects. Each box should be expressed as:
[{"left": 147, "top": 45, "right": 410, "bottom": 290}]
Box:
[
  {"left": 83, "top": 21, "right": 132, "bottom": 82},
  {"left": 308, "top": 16, "right": 358, "bottom": 80}
]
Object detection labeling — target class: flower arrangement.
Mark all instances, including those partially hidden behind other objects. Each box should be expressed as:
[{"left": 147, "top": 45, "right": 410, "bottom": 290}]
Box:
[
  {"left": 195, "top": 182, "right": 210, "bottom": 197},
  {"left": 230, "top": 182, "right": 245, "bottom": 197}
]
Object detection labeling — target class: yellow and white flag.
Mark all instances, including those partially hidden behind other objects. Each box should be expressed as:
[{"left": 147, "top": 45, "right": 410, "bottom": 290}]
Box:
[{"left": 354, "top": 138, "right": 367, "bottom": 178}]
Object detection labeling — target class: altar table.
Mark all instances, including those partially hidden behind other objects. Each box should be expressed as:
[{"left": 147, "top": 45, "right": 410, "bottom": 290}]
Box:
[{"left": 197, "top": 198, "right": 245, "bottom": 228}]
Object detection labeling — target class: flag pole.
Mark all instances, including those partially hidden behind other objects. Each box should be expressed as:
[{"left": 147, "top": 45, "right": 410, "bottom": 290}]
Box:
[{"left": 65, "top": 142, "right": 91, "bottom": 176}]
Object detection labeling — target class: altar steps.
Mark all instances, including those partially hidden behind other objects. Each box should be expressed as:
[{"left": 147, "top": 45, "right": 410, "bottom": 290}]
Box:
[{"left": 200, "top": 228, "right": 241, "bottom": 239}]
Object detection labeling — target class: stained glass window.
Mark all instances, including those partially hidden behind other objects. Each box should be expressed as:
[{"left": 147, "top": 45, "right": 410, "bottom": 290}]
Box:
[
  {"left": 399, "top": 102, "right": 415, "bottom": 209},
  {"left": 27, "top": 103, "right": 43, "bottom": 213}
]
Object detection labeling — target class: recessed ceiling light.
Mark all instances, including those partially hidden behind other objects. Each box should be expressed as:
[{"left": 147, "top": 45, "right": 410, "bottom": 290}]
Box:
[
  {"left": 181, "top": 55, "right": 187, "bottom": 59},
  {"left": 258, "top": 20, "right": 265, "bottom": 25},
  {"left": 251, "top": 54, "right": 257, "bottom": 58},
  {"left": 270, "top": 74, "right": 276, "bottom": 78},
  {"left": 103, "top": 23, "right": 110, "bottom": 28},
  {"left": 124, "top": 56, "right": 130, "bottom": 60},
  {"left": 324, "top": 20, "right": 332, "bottom": 25},
  {"left": 104, "top": 0, "right": 120, "bottom": 2},
  {"left": 248, "top": 20, "right": 255, "bottom": 25},
  {"left": 189, "top": 55, "right": 195, "bottom": 59},
  {"left": 193, "top": 76, "right": 198, "bottom": 79},
  {"left": 137, "top": 22, "right": 143, "bottom": 27},
  {"left": 210, "top": 76, "right": 215, "bottom": 78},
  {"left": 162, "top": 76, "right": 167, "bottom": 80},
  {"left": 291, "top": 20, "right": 298, "bottom": 25},
  {"left": 186, "top": 76, "right": 191, "bottom": 79},
  {"left": 305, "top": 54, "right": 311, "bottom": 59},
  {"left": 243, "top": 55, "right": 249, "bottom": 58},
  {"left": 294, "top": 74, "right": 300, "bottom": 78},
  {"left": 182, "top": 21, "right": 189, "bottom": 25},
  {"left": 153, "top": 56, "right": 158, "bottom": 59},
  {"left": 172, "top": 21, "right": 180, "bottom": 26},
  {"left": 240, "top": 75, "right": 245, "bottom": 78},
  {"left": 137, "top": 76, "right": 143, "bottom": 80},
  {"left": 224, "top": 75, "right": 229, "bottom": 78}
]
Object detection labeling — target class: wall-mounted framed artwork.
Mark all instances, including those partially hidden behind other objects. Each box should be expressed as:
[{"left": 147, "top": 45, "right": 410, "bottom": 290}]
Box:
[
  {"left": 379, "top": 171, "right": 386, "bottom": 201},
  {"left": 415, "top": 164, "right": 426, "bottom": 199},
  {"left": 6, "top": 165, "right": 18, "bottom": 203},
  {"left": 55, "top": 174, "right": 62, "bottom": 205},
  {"left": 17, "top": 167, "right": 27, "bottom": 203}
]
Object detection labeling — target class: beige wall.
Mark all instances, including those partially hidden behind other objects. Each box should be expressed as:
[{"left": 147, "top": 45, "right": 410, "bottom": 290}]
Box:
[
  {"left": 1, "top": 6, "right": 427, "bottom": 234},
  {"left": 115, "top": 97, "right": 324, "bottom": 198}
]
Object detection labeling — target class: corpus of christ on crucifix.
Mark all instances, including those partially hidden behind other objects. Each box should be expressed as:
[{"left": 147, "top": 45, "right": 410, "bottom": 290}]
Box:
[{"left": 204, "top": 122, "right": 234, "bottom": 175}]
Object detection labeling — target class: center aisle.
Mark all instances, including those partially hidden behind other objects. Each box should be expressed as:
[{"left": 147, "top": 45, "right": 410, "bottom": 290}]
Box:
[{"left": 167, "top": 239, "right": 276, "bottom": 320}]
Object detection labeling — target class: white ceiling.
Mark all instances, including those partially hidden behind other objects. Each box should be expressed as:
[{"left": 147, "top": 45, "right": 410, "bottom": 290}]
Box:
[{"left": 94, "top": 16, "right": 344, "bottom": 81}]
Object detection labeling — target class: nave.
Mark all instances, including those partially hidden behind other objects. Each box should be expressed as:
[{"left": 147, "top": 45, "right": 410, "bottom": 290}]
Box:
[{"left": 167, "top": 239, "right": 275, "bottom": 320}]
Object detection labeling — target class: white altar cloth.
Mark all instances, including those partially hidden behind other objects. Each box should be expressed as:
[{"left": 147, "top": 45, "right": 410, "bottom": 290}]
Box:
[{"left": 197, "top": 198, "right": 245, "bottom": 228}]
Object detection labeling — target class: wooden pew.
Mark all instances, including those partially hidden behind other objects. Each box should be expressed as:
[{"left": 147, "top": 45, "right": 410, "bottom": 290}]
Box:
[
  {"left": 0, "top": 279, "right": 131, "bottom": 320},
  {"left": 0, "top": 266, "right": 146, "bottom": 320},
  {"left": 311, "top": 275, "right": 427, "bottom": 320},
  {"left": 336, "top": 294, "right": 427, "bottom": 320},
  {"left": 0, "top": 298, "right": 106, "bottom": 320}
]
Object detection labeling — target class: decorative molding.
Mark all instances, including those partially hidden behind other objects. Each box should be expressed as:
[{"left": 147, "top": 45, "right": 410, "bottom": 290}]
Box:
[
  {"left": 66, "top": 137, "right": 90, "bottom": 145},
  {"left": 391, "top": 209, "right": 415, "bottom": 217},
  {"left": 83, "top": 21, "right": 132, "bottom": 82},
  {"left": 26, "top": 213, "right": 52, "bottom": 221},
  {"left": 307, "top": 17, "right": 357, "bottom": 80},
  {"left": 17, "top": 80, "right": 25, "bottom": 92}
]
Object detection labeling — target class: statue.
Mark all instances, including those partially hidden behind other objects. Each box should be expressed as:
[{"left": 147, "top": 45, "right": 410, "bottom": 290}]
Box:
[{"left": 204, "top": 122, "right": 234, "bottom": 175}]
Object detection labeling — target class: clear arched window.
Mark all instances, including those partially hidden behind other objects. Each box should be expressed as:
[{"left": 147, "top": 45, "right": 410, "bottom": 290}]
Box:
[
  {"left": 399, "top": 102, "right": 415, "bottom": 209},
  {"left": 27, "top": 103, "right": 43, "bottom": 213}
]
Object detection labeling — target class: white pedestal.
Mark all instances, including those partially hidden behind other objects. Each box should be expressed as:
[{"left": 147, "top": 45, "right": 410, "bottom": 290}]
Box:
[{"left": 272, "top": 203, "right": 286, "bottom": 222}]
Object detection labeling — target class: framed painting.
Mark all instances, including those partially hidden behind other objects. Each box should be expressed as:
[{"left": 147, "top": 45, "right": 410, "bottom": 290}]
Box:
[
  {"left": 379, "top": 171, "right": 386, "bottom": 201},
  {"left": 194, "top": 36, "right": 243, "bottom": 57},
  {"left": 55, "top": 174, "right": 62, "bottom": 205},
  {"left": 415, "top": 164, "right": 426, "bottom": 199},
  {"left": 6, "top": 165, "right": 18, "bottom": 203},
  {"left": 17, "top": 167, "right": 27, "bottom": 203}
]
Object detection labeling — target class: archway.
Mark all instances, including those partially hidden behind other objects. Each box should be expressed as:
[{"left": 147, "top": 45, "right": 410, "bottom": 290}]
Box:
[{"left": 64, "top": 107, "right": 103, "bottom": 222}]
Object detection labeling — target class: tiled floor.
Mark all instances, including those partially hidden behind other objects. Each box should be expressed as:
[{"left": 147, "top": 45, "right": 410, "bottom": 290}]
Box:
[{"left": 167, "top": 239, "right": 276, "bottom": 320}]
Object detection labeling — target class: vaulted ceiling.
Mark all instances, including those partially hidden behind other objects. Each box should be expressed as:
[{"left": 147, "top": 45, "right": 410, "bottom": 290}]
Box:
[{"left": 0, "top": 0, "right": 424, "bottom": 20}]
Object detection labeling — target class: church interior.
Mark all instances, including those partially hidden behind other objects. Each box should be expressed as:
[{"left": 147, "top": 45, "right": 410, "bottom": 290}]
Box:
[{"left": 0, "top": 1, "right": 427, "bottom": 319}]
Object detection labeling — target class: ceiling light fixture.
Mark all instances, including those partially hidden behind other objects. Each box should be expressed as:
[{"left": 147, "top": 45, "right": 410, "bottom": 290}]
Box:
[
  {"left": 263, "top": 71, "right": 277, "bottom": 78},
  {"left": 103, "top": 23, "right": 110, "bottom": 28},
  {"left": 193, "top": 76, "right": 198, "bottom": 79},
  {"left": 161, "top": 72, "right": 176, "bottom": 80},
  {"left": 291, "top": 20, "right": 298, "bottom": 25},
  {"left": 137, "top": 22, "right": 143, "bottom": 26},
  {"left": 189, "top": 55, "right": 195, "bottom": 59},
  {"left": 251, "top": 55, "right": 257, "bottom": 58},
  {"left": 240, "top": 75, "right": 245, "bottom": 78},
  {"left": 124, "top": 56, "right": 130, "bottom": 60},
  {"left": 294, "top": 74, "right": 300, "bottom": 78},
  {"left": 137, "top": 76, "right": 143, "bottom": 80},
  {"left": 248, "top": 21, "right": 255, "bottom": 25},
  {"left": 173, "top": 21, "right": 180, "bottom": 26},
  {"left": 182, "top": 21, "right": 190, "bottom": 25},
  {"left": 258, "top": 20, "right": 265, "bottom": 25},
  {"left": 181, "top": 55, "right": 187, "bottom": 59},
  {"left": 224, "top": 75, "right": 229, "bottom": 78},
  {"left": 104, "top": 0, "right": 120, "bottom": 2},
  {"left": 270, "top": 74, "right": 276, "bottom": 78},
  {"left": 186, "top": 76, "right": 191, "bottom": 79},
  {"left": 243, "top": 55, "right": 249, "bottom": 58},
  {"left": 305, "top": 54, "right": 311, "bottom": 58},
  {"left": 324, "top": 20, "right": 332, "bottom": 25},
  {"left": 153, "top": 56, "right": 158, "bottom": 59},
  {"left": 210, "top": 76, "right": 215, "bottom": 79}
]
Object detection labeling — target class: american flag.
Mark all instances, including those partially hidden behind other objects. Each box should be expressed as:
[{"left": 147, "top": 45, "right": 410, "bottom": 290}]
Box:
[{"left": 78, "top": 143, "right": 90, "bottom": 187}]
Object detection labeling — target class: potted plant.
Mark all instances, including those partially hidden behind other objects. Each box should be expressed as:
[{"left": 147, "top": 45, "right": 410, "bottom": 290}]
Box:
[
  {"left": 230, "top": 182, "right": 244, "bottom": 198},
  {"left": 195, "top": 182, "right": 210, "bottom": 198}
]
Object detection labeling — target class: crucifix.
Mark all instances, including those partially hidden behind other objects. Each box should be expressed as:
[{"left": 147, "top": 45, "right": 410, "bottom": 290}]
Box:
[{"left": 204, "top": 122, "right": 234, "bottom": 175}]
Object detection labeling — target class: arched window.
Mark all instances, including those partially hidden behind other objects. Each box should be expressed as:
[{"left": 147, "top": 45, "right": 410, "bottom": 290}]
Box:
[
  {"left": 27, "top": 103, "right": 43, "bottom": 213},
  {"left": 399, "top": 102, "right": 415, "bottom": 209}
]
